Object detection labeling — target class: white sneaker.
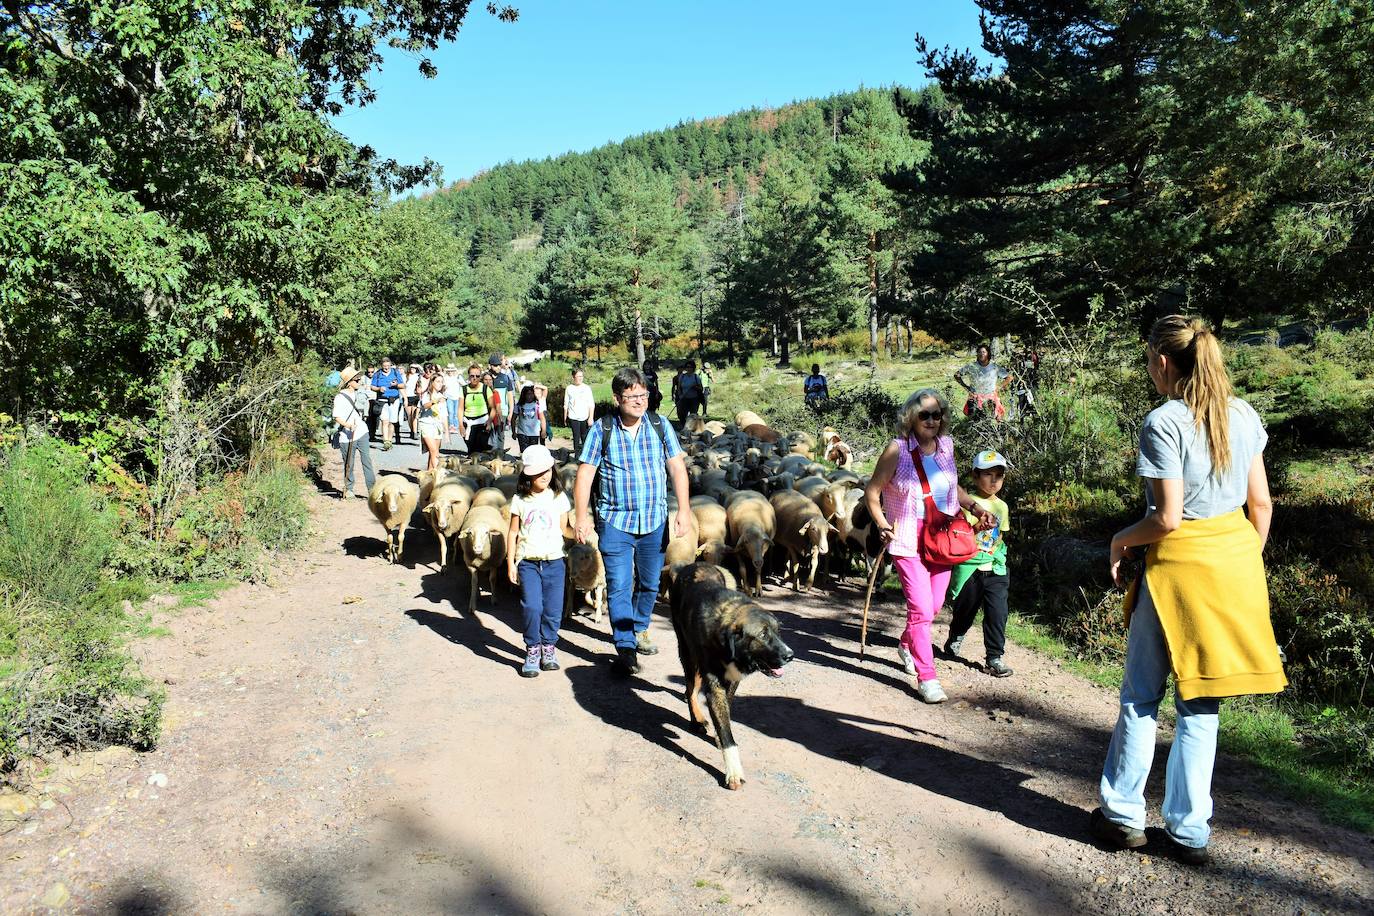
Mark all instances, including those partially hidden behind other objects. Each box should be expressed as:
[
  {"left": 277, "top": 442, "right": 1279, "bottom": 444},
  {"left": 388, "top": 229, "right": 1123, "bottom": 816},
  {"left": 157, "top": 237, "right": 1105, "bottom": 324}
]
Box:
[
  {"left": 897, "top": 644, "right": 916, "bottom": 676},
  {"left": 916, "top": 679, "right": 948, "bottom": 704}
]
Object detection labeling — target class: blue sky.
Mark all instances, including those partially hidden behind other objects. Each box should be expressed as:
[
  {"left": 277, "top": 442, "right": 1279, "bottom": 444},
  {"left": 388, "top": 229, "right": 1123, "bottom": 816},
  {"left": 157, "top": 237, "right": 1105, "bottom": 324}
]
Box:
[{"left": 331, "top": 1, "right": 989, "bottom": 189}]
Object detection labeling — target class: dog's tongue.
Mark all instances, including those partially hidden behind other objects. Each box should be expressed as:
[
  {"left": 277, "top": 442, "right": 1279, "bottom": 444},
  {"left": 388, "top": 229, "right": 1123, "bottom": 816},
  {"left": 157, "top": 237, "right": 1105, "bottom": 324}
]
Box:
[{"left": 765, "top": 668, "right": 784, "bottom": 678}]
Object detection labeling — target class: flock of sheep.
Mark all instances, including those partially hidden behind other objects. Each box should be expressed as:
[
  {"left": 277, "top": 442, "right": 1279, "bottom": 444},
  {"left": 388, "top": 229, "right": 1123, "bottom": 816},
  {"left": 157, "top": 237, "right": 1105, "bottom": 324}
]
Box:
[{"left": 362, "top": 409, "right": 875, "bottom": 619}]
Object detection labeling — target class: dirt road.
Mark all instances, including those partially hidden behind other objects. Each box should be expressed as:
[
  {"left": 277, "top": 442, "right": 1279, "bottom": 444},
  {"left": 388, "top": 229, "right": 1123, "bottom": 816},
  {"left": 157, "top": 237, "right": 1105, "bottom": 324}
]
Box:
[{"left": 2, "top": 442, "right": 1371, "bottom": 914}]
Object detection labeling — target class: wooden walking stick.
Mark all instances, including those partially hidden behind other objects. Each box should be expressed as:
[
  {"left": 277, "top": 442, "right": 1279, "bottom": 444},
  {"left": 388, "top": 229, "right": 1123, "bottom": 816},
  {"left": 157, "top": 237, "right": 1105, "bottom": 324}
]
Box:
[{"left": 858, "top": 544, "right": 889, "bottom": 663}]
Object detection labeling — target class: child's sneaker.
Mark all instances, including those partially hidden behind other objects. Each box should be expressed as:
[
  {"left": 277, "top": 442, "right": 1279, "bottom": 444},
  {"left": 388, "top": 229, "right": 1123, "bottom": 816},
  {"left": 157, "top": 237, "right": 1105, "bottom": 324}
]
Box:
[
  {"left": 520, "top": 646, "right": 541, "bottom": 678},
  {"left": 986, "top": 657, "right": 1014, "bottom": 678},
  {"left": 915, "top": 679, "right": 948, "bottom": 704},
  {"left": 540, "top": 645, "right": 560, "bottom": 671},
  {"left": 896, "top": 644, "right": 916, "bottom": 676}
]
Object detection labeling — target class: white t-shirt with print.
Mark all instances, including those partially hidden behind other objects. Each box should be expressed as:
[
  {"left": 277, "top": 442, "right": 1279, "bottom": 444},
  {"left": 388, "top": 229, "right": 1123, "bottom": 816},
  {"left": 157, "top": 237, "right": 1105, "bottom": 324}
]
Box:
[{"left": 510, "top": 490, "right": 571, "bottom": 561}]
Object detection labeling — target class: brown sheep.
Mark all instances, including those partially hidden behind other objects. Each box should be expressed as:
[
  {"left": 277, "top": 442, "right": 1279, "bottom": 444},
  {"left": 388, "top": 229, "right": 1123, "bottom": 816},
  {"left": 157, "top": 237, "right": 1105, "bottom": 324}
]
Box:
[
  {"left": 458, "top": 504, "right": 507, "bottom": 613},
  {"left": 726, "top": 490, "right": 775, "bottom": 597},
  {"left": 565, "top": 530, "right": 606, "bottom": 624},
  {"left": 422, "top": 480, "right": 475, "bottom": 570},
  {"left": 770, "top": 490, "right": 833, "bottom": 591},
  {"left": 367, "top": 475, "right": 418, "bottom": 564}
]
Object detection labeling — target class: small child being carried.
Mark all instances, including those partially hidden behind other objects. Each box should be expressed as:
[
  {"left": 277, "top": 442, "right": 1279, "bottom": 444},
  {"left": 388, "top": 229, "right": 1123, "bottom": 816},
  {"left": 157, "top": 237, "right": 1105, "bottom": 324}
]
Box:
[
  {"left": 944, "top": 449, "right": 1014, "bottom": 678},
  {"left": 506, "top": 445, "right": 572, "bottom": 678}
]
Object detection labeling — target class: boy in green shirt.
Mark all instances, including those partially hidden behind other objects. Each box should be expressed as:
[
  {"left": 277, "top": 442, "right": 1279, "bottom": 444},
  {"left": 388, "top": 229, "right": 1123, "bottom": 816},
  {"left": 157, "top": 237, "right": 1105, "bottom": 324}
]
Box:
[{"left": 944, "top": 449, "right": 1014, "bottom": 677}]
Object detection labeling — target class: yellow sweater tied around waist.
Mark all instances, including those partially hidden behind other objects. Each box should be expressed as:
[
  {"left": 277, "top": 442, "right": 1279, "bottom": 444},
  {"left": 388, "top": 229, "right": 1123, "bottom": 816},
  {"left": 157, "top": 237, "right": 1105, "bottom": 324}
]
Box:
[{"left": 1125, "top": 508, "right": 1287, "bottom": 702}]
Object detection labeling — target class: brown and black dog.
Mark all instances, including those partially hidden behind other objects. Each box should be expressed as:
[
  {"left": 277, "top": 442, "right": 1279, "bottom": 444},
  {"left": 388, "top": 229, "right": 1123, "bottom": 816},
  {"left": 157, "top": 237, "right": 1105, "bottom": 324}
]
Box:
[{"left": 670, "top": 563, "right": 794, "bottom": 790}]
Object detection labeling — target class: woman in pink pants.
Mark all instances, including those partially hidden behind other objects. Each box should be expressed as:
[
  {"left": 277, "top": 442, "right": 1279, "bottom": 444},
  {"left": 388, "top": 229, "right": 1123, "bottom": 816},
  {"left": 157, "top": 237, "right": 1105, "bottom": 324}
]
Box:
[{"left": 865, "top": 388, "right": 991, "bottom": 704}]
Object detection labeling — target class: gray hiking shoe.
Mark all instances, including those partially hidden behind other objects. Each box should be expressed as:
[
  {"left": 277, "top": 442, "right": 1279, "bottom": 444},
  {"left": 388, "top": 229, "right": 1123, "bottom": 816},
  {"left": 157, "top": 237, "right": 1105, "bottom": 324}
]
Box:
[
  {"left": 986, "top": 657, "right": 1014, "bottom": 678},
  {"left": 540, "top": 645, "right": 560, "bottom": 671},
  {"left": 943, "top": 635, "right": 964, "bottom": 658},
  {"left": 520, "top": 646, "right": 541, "bottom": 678},
  {"left": 1090, "top": 808, "right": 1146, "bottom": 849},
  {"left": 915, "top": 679, "right": 948, "bottom": 704},
  {"left": 635, "top": 629, "right": 659, "bottom": 656}
]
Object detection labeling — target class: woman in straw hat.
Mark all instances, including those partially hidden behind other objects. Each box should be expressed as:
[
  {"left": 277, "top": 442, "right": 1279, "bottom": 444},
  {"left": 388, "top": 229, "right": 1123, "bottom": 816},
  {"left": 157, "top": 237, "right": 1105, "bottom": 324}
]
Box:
[{"left": 332, "top": 368, "right": 376, "bottom": 498}]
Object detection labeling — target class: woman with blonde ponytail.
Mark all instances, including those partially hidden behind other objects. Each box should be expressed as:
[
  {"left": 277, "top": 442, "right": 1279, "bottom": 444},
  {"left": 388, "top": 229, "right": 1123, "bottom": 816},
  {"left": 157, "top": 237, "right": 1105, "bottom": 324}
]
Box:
[{"left": 1091, "top": 315, "right": 1285, "bottom": 866}]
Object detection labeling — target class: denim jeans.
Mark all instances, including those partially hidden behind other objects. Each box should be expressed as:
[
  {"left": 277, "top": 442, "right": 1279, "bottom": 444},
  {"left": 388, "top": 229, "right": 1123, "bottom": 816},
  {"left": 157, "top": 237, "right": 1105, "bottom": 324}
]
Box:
[
  {"left": 446, "top": 397, "right": 460, "bottom": 429},
  {"left": 597, "top": 520, "right": 667, "bottom": 650},
  {"left": 1099, "top": 580, "right": 1220, "bottom": 848},
  {"left": 337, "top": 433, "right": 376, "bottom": 495},
  {"left": 518, "top": 558, "right": 565, "bottom": 648}
]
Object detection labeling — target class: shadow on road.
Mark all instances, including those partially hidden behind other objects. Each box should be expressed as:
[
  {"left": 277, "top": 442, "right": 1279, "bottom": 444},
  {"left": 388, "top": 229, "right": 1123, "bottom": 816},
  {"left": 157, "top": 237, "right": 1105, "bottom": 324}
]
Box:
[
  {"left": 564, "top": 662, "right": 723, "bottom": 785},
  {"left": 733, "top": 695, "right": 1089, "bottom": 844}
]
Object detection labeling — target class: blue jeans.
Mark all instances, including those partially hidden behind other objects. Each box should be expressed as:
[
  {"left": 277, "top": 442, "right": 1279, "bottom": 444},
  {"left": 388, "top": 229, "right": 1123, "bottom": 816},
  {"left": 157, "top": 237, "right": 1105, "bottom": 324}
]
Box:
[
  {"left": 597, "top": 520, "right": 667, "bottom": 650},
  {"left": 518, "top": 558, "right": 565, "bottom": 648},
  {"left": 446, "top": 397, "right": 459, "bottom": 429},
  {"left": 337, "top": 433, "right": 376, "bottom": 495},
  {"left": 1099, "top": 581, "right": 1220, "bottom": 848}
]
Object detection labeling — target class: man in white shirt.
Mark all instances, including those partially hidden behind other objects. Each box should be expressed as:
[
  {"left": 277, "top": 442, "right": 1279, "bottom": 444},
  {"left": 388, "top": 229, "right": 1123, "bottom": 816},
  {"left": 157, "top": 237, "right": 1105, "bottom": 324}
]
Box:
[{"left": 563, "top": 367, "right": 595, "bottom": 455}]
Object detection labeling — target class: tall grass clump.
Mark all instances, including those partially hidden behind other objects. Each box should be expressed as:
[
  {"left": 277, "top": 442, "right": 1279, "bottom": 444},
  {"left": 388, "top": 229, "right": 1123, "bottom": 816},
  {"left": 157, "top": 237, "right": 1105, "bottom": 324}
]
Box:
[{"left": 0, "top": 439, "right": 163, "bottom": 775}]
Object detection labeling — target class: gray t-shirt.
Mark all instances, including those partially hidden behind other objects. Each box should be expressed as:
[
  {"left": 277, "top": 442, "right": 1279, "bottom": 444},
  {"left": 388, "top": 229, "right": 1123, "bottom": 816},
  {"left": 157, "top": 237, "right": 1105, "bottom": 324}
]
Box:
[
  {"left": 1138, "top": 398, "right": 1267, "bottom": 520},
  {"left": 959, "top": 361, "right": 1008, "bottom": 396}
]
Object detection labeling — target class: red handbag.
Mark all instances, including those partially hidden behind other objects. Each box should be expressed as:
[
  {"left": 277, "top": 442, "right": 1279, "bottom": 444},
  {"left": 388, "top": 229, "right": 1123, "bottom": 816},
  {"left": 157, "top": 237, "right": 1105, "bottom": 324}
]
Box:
[{"left": 911, "top": 445, "right": 978, "bottom": 566}]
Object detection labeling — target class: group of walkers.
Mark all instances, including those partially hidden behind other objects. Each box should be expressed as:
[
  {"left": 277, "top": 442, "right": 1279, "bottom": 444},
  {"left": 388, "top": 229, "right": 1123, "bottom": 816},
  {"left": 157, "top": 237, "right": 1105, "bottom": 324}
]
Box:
[
  {"left": 329, "top": 354, "right": 594, "bottom": 496},
  {"left": 337, "top": 315, "right": 1285, "bottom": 867}
]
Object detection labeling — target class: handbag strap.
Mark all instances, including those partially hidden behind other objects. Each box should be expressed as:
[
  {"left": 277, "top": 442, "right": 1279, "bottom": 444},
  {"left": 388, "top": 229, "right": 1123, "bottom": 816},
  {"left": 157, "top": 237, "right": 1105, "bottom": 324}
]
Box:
[{"left": 909, "top": 441, "right": 941, "bottom": 517}]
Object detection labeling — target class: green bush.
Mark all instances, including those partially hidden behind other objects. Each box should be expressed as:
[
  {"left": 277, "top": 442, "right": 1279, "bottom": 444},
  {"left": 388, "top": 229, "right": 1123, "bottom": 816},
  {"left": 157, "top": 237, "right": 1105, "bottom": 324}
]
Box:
[
  {"left": 0, "top": 441, "right": 163, "bottom": 774},
  {"left": 0, "top": 438, "right": 117, "bottom": 609},
  {"left": 108, "top": 461, "right": 310, "bottom": 582}
]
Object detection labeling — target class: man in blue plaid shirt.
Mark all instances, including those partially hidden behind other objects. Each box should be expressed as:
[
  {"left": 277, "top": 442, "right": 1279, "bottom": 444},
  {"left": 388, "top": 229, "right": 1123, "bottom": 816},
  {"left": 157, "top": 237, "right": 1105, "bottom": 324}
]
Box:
[{"left": 574, "top": 367, "right": 693, "bottom": 675}]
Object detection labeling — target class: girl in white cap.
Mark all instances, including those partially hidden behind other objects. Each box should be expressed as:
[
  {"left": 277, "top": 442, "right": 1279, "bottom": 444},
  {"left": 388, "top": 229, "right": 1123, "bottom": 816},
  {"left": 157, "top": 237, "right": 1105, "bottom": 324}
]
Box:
[{"left": 507, "top": 445, "right": 571, "bottom": 677}]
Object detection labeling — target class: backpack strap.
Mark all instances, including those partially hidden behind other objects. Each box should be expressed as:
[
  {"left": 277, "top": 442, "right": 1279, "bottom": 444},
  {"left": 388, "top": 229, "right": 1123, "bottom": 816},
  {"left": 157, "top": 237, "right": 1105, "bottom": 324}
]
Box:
[{"left": 597, "top": 413, "right": 671, "bottom": 466}]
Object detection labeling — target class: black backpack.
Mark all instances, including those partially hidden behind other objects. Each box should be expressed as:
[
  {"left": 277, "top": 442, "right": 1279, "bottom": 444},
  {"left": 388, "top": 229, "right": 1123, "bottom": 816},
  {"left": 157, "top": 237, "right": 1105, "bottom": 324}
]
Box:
[{"left": 586, "top": 412, "right": 671, "bottom": 512}]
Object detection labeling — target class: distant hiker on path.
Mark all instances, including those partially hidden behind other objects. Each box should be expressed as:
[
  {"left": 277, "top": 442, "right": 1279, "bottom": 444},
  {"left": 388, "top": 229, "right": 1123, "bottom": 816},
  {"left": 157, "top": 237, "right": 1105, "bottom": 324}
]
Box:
[
  {"left": 1093, "top": 315, "right": 1285, "bottom": 867},
  {"left": 370, "top": 357, "right": 404, "bottom": 450},
  {"left": 458, "top": 364, "right": 501, "bottom": 456},
  {"left": 699, "top": 362, "right": 713, "bottom": 416},
  {"left": 673, "top": 360, "right": 704, "bottom": 425},
  {"left": 573, "top": 366, "right": 692, "bottom": 676},
  {"left": 804, "top": 363, "right": 829, "bottom": 408},
  {"left": 954, "top": 344, "right": 1011, "bottom": 420},
  {"left": 332, "top": 369, "right": 376, "bottom": 498},
  {"left": 564, "top": 367, "right": 595, "bottom": 456}
]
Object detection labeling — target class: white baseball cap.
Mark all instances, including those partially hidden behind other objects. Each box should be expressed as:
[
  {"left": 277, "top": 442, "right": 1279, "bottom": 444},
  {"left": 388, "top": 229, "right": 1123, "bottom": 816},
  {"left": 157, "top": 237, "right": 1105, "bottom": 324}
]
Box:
[
  {"left": 973, "top": 449, "right": 1011, "bottom": 470},
  {"left": 519, "top": 444, "right": 556, "bottom": 477}
]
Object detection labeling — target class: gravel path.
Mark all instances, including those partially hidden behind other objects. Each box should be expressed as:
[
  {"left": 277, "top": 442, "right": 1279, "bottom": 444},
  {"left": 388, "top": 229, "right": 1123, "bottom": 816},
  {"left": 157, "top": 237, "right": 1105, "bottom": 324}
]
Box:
[{"left": 1, "top": 442, "right": 1370, "bottom": 914}]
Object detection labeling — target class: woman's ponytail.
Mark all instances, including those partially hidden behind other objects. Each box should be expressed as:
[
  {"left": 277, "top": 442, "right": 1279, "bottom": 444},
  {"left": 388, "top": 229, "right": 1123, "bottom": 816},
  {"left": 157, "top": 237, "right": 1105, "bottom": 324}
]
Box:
[{"left": 1150, "top": 315, "right": 1233, "bottom": 475}]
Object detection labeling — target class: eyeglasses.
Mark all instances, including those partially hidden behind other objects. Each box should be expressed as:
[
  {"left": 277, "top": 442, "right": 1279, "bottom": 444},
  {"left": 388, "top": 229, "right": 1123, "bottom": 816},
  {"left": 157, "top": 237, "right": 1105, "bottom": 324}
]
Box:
[
  {"left": 620, "top": 393, "right": 649, "bottom": 402},
  {"left": 917, "top": 409, "right": 943, "bottom": 421}
]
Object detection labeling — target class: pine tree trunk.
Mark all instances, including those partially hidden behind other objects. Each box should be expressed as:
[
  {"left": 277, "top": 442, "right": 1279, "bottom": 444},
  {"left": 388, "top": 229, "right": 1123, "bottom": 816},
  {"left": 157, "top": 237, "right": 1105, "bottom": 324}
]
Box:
[
  {"left": 795, "top": 318, "right": 802, "bottom": 344},
  {"left": 867, "top": 233, "right": 879, "bottom": 362},
  {"left": 634, "top": 310, "right": 645, "bottom": 368},
  {"left": 779, "top": 324, "right": 791, "bottom": 367}
]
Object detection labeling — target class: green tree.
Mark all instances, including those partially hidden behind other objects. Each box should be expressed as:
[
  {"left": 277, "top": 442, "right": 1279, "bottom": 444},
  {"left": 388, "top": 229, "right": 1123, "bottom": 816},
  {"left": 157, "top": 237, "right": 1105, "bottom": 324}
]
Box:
[
  {"left": 823, "top": 90, "right": 922, "bottom": 360},
  {"left": 726, "top": 155, "right": 846, "bottom": 367},
  {"left": 902, "top": 0, "right": 1374, "bottom": 332},
  {"left": 0, "top": 0, "right": 513, "bottom": 423},
  {"left": 584, "top": 160, "right": 691, "bottom": 367}
]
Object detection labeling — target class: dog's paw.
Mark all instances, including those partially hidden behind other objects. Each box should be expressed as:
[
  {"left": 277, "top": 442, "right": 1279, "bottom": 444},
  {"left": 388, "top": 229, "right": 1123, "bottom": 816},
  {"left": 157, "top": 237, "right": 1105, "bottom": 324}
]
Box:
[{"left": 722, "top": 746, "right": 744, "bottom": 790}]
